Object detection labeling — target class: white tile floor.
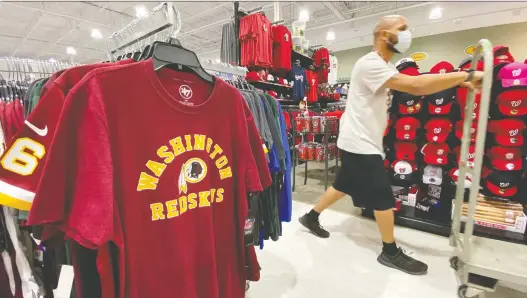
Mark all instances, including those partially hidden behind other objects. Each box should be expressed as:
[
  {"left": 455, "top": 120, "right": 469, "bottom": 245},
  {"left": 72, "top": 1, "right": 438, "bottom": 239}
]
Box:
[{"left": 246, "top": 201, "right": 526, "bottom": 298}]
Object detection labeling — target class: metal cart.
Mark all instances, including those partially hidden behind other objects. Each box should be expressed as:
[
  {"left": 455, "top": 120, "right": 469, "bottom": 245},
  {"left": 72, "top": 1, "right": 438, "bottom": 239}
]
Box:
[{"left": 449, "top": 39, "right": 527, "bottom": 298}]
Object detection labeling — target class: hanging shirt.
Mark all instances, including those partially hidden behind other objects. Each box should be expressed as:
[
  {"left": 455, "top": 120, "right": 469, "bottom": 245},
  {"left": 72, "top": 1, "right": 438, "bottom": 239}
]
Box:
[
  {"left": 291, "top": 65, "right": 306, "bottom": 101},
  {"left": 271, "top": 25, "right": 292, "bottom": 75},
  {"left": 239, "top": 13, "right": 273, "bottom": 68},
  {"left": 306, "top": 70, "right": 318, "bottom": 103},
  {"left": 328, "top": 55, "right": 339, "bottom": 85},
  {"left": 27, "top": 59, "right": 269, "bottom": 298}
]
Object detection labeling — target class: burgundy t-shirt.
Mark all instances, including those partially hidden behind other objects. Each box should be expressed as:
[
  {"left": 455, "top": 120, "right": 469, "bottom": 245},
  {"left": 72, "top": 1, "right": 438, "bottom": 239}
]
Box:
[{"left": 30, "top": 59, "right": 266, "bottom": 298}]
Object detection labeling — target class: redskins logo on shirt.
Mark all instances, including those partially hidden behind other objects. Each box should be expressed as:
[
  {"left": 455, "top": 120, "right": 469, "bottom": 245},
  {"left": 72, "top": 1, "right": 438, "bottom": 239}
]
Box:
[
  {"left": 178, "top": 158, "right": 208, "bottom": 194},
  {"left": 136, "top": 134, "right": 233, "bottom": 222}
]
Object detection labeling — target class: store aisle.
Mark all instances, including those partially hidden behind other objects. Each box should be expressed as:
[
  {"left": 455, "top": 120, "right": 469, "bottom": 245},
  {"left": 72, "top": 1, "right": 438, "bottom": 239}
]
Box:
[{"left": 247, "top": 201, "right": 524, "bottom": 298}]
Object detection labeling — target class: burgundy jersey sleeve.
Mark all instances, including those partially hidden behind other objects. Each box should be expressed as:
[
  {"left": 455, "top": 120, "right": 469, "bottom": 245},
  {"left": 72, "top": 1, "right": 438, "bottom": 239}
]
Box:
[
  {"left": 243, "top": 101, "right": 272, "bottom": 190},
  {"left": 29, "top": 83, "right": 115, "bottom": 249},
  {"left": 0, "top": 86, "right": 65, "bottom": 210}
]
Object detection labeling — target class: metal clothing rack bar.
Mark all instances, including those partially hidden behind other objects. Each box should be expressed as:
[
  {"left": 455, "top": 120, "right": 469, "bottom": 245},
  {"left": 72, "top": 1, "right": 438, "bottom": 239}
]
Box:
[
  {"left": 0, "top": 57, "right": 77, "bottom": 80},
  {"left": 106, "top": 2, "right": 181, "bottom": 60},
  {"left": 201, "top": 60, "right": 247, "bottom": 77}
]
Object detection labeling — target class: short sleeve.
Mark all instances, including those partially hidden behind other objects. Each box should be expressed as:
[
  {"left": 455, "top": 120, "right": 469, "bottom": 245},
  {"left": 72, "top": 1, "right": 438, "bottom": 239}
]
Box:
[
  {"left": 360, "top": 56, "right": 398, "bottom": 94},
  {"left": 0, "top": 86, "right": 65, "bottom": 210},
  {"left": 28, "top": 83, "right": 114, "bottom": 249}
]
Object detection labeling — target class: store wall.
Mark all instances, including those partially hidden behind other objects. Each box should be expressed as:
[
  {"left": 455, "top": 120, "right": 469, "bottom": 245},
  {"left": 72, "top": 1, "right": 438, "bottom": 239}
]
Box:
[{"left": 335, "top": 22, "right": 527, "bottom": 80}]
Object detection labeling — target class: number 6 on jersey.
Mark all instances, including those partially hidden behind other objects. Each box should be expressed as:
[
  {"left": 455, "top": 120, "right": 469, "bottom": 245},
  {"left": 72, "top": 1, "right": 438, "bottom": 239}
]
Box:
[{"left": 1, "top": 138, "right": 45, "bottom": 176}]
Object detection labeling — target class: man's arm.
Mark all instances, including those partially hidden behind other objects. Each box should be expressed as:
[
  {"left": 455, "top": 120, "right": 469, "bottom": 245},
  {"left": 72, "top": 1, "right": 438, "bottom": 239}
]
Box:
[{"left": 384, "top": 71, "right": 483, "bottom": 95}]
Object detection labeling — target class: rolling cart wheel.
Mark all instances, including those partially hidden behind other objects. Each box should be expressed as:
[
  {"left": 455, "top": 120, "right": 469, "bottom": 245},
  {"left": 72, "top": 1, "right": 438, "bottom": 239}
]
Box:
[
  {"left": 450, "top": 256, "right": 460, "bottom": 270},
  {"left": 457, "top": 285, "right": 468, "bottom": 298}
]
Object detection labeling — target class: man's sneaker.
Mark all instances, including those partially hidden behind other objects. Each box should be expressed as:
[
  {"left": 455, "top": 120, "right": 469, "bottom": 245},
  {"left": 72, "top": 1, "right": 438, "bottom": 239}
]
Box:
[
  {"left": 377, "top": 248, "right": 428, "bottom": 275},
  {"left": 299, "top": 214, "right": 330, "bottom": 238}
]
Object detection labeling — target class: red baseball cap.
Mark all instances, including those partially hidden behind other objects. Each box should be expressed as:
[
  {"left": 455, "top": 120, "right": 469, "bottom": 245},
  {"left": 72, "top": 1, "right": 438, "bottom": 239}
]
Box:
[
  {"left": 455, "top": 120, "right": 478, "bottom": 142},
  {"left": 246, "top": 71, "right": 261, "bottom": 81},
  {"left": 426, "top": 88, "right": 455, "bottom": 115},
  {"left": 394, "top": 141, "right": 418, "bottom": 161},
  {"left": 456, "top": 87, "right": 481, "bottom": 120},
  {"left": 453, "top": 145, "right": 476, "bottom": 168},
  {"left": 496, "top": 89, "right": 527, "bottom": 116},
  {"left": 425, "top": 118, "right": 452, "bottom": 142},
  {"left": 485, "top": 171, "right": 518, "bottom": 197},
  {"left": 268, "top": 90, "right": 278, "bottom": 97},
  {"left": 421, "top": 142, "right": 450, "bottom": 165},
  {"left": 400, "top": 67, "right": 420, "bottom": 76},
  {"left": 487, "top": 146, "right": 523, "bottom": 171},
  {"left": 395, "top": 117, "right": 421, "bottom": 140},
  {"left": 488, "top": 119, "right": 526, "bottom": 147},
  {"left": 493, "top": 45, "right": 515, "bottom": 65},
  {"left": 393, "top": 92, "right": 423, "bottom": 115},
  {"left": 430, "top": 61, "right": 454, "bottom": 74},
  {"left": 449, "top": 168, "right": 473, "bottom": 188},
  {"left": 497, "top": 62, "right": 527, "bottom": 88}
]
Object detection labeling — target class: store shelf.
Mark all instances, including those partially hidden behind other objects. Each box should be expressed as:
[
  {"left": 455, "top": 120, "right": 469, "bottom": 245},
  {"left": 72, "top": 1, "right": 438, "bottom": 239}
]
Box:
[
  {"left": 292, "top": 50, "right": 314, "bottom": 68},
  {"left": 248, "top": 80, "right": 292, "bottom": 94},
  {"left": 361, "top": 206, "right": 527, "bottom": 245},
  {"left": 297, "top": 131, "right": 338, "bottom": 135}
]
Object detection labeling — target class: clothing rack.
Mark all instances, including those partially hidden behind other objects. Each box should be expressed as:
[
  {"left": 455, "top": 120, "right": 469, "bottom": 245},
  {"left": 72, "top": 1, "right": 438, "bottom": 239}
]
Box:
[
  {"left": 106, "top": 2, "right": 182, "bottom": 60},
  {"left": 0, "top": 57, "right": 76, "bottom": 80},
  {"left": 201, "top": 60, "right": 248, "bottom": 77},
  {"left": 271, "top": 20, "right": 285, "bottom": 25}
]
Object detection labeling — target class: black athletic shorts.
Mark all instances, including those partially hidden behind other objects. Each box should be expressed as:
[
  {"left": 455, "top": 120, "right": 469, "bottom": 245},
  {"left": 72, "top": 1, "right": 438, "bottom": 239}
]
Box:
[{"left": 333, "top": 150, "right": 395, "bottom": 211}]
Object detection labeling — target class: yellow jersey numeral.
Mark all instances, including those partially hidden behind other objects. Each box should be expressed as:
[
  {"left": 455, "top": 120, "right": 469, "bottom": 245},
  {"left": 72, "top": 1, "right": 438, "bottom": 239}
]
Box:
[{"left": 1, "top": 138, "right": 46, "bottom": 176}]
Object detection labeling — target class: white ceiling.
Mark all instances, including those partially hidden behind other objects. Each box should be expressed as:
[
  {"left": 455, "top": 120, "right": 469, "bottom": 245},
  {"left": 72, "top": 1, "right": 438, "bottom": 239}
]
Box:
[{"left": 0, "top": 1, "right": 526, "bottom": 64}]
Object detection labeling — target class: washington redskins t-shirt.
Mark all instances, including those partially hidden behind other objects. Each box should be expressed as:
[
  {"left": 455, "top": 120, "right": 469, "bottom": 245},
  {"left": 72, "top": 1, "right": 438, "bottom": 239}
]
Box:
[{"left": 29, "top": 59, "right": 269, "bottom": 298}]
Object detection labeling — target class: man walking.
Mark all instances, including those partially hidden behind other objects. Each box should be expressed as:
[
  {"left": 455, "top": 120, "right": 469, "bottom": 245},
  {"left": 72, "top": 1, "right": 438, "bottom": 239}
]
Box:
[{"left": 299, "top": 15, "right": 483, "bottom": 275}]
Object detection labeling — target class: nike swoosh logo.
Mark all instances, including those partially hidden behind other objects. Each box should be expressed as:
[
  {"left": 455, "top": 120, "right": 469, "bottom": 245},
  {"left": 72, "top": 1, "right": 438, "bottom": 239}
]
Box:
[{"left": 25, "top": 120, "right": 48, "bottom": 137}]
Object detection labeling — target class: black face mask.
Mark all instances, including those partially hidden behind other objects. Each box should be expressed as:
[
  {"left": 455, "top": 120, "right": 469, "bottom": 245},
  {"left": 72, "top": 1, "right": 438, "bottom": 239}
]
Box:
[{"left": 386, "top": 33, "right": 400, "bottom": 54}]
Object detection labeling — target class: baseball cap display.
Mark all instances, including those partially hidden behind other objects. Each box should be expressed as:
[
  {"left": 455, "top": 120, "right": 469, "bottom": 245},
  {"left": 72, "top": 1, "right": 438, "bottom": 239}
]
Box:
[
  {"left": 488, "top": 119, "right": 526, "bottom": 147},
  {"left": 455, "top": 120, "right": 478, "bottom": 143},
  {"left": 421, "top": 142, "right": 450, "bottom": 165},
  {"left": 391, "top": 160, "right": 418, "bottom": 181},
  {"left": 424, "top": 118, "right": 452, "bottom": 142},
  {"left": 426, "top": 88, "right": 456, "bottom": 115},
  {"left": 454, "top": 144, "right": 476, "bottom": 168},
  {"left": 487, "top": 146, "right": 523, "bottom": 171},
  {"left": 497, "top": 62, "right": 527, "bottom": 88},
  {"left": 456, "top": 87, "right": 481, "bottom": 120},
  {"left": 246, "top": 71, "right": 261, "bottom": 81},
  {"left": 429, "top": 61, "right": 454, "bottom": 74},
  {"left": 392, "top": 91, "right": 423, "bottom": 114},
  {"left": 485, "top": 171, "right": 518, "bottom": 197},
  {"left": 394, "top": 141, "right": 418, "bottom": 161},
  {"left": 395, "top": 117, "right": 421, "bottom": 140},
  {"left": 493, "top": 45, "right": 515, "bottom": 65},
  {"left": 423, "top": 165, "right": 443, "bottom": 186},
  {"left": 495, "top": 89, "right": 527, "bottom": 116},
  {"left": 449, "top": 168, "right": 473, "bottom": 188}
]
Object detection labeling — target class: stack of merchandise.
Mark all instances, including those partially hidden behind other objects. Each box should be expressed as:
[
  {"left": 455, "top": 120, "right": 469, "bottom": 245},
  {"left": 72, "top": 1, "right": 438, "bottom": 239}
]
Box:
[
  {"left": 461, "top": 194, "right": 526, "bottom": 233},
  {"left": 239, "top": 13, "right": 273, "bottom": 68},
  {"left": 312, "top": 47, "right": 330, "bottom": 84}
]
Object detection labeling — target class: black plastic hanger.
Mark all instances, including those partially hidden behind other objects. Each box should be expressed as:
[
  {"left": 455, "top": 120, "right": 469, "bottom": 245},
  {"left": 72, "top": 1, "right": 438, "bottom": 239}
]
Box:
[{"left": 150, "top": 39, "right": 213, "bottom": 84}]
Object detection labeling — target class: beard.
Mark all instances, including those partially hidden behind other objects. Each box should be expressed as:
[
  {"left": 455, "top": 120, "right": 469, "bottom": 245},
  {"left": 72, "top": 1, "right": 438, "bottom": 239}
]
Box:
[{"left": 387, "top": 35, "right": 400, "bottom": 53}]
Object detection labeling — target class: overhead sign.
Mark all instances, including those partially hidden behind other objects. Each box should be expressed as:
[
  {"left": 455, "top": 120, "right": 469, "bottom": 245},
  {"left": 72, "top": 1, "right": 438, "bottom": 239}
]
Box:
[
  {"left": 465, "top": 45, "right": 477, "bottom": 56},
  {"left": 410, "top": 52, "right": 428, "bottom": 62}
]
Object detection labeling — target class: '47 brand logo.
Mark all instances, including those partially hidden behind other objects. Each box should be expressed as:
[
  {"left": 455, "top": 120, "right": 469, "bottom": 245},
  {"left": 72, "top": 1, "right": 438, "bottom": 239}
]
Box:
[{"left": 179, "top": 85, "right": 193, "bottom": 100}]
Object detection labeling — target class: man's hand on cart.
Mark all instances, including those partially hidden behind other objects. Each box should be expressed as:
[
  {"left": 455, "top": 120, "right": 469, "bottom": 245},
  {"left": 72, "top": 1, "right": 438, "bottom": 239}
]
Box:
[{"left": 459, "top": 70, "right": 484, "bottom": 90}]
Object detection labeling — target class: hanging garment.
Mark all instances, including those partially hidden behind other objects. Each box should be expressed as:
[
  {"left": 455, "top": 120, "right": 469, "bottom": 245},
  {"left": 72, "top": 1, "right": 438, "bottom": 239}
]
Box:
[
  {"left": 291, "top": 65, "right": 306, "bottom": 101},
  {"left": 271, "top": 25, "right": 293, "bottom": 75},
  {"left": 26, "top": 60, "right": 269, "bottom": 298}
]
